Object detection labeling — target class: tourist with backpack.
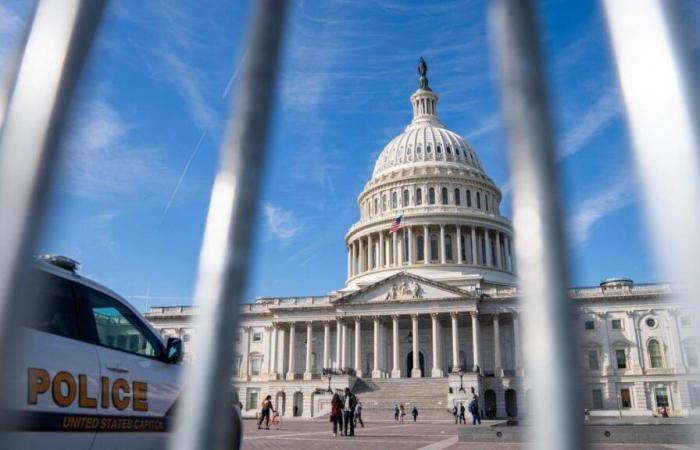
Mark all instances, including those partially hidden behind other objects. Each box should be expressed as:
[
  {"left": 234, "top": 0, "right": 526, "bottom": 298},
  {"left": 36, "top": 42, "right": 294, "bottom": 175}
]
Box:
[{"left": 469, "top": 393, "right": 482, "bottom": 425}]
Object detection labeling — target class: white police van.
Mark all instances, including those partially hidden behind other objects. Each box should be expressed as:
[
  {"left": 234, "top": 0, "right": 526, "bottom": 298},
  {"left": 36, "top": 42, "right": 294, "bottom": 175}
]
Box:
[{"left": 6, "top": 255, "right": 184, "bottom": 450}]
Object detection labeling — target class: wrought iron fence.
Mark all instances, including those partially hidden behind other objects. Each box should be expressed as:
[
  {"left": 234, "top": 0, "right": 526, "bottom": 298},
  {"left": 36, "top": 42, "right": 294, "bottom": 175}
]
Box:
[{"left": 0, "top": 0, "right": 698, "bottom": 449}]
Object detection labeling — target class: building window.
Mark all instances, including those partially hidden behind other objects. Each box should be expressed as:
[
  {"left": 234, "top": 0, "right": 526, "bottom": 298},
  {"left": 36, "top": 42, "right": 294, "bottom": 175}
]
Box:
[
  {"left": 429, "top": 188, "right": 435, "bottom": 204},
  {"left": 445, "top": 235, "right": 453, "bottom": 261},
  {"left": 252, "top": 332, "right": 262, "bottom": 342},
  {"left": 417, "top": 235, "right": 425, "bottom": 261},
  {"left": 685, "top": 344, "right": 699, "bottom": 368},
  {"left": 585, "top": 320, "right": 595, "bottom": 330},
  {"left": 183, "top": 334, "right": 191, "bottom": 342},
  {"left": 416, "top": 188, "right": 422, "bottom": 205},
  {"left": 692, "top": 385, "right": 700, "bottom": 408},
  {"left": 466, "top": 190, "right": 472, "bottom": 207},
  {"left": 588, "top": 350, "right": 599, "bottom": 370},
  {"left": 427, "top": 145, "right": 432, "bottom": 154},
  {"left": 655, "top": 387, "right": 669, "bottom": 408},
  {"left": 592, "top": 389, "right": 604, "bottom": 409},
  {"left": 620, "top": 388, "right": 632, "bottom": 408},
  {"left": 460, "top": 234, "right": 466, "bottom": 261},
  {"left": 446, "top": 146, "right": 452, "bottom": 155},
  {"left": 611, "top": 319, "right": 622, "bottom": 330},
  {"left": 441, "top": 187, "right": 448, "bottom": 204},
  {"left": 476, "top": 192, "right": 481, "bottom": 209},
  {"left": 374, "top": 198, "right": 378, "bottom": 215},
  {"left": 646, "top": 318, "right": 657, "bottom": 328},
  {"left": 485, "top": 195, "right": 489, "bottom": 211},
  {"left": 392, "top": 192, "right": 398, "bottom": 209},
  {"left": 454, "top": 188, "right": 461, "bottom": 205},
  {"left": 233, "top": 354, "right": 242, "bottom": 376},
  {"left": 249, "top": 353, "right": 262, "bottom": 375},
  {"left": 649, "top": 339, "right": 663, "bottom": 368},
  {"left": 403, "top": 189, "right": 409, "bottom": 207},
  {"left": 430, "top": 234, "right": 438, "bottom": 261},
  {"left": 382, "top": 194, "right": 387, "bottom": 211},
  {"left": 404, "top": 235, "right": 409, "bottom": 262},
  {"left": 681, "top": 315, "right": 692, "bottom": 327},
  {"left": 616, "top": 349, "right": 627, "bottom": 369},
  {"left": 311, "top": 352, "right": 318, "bottom": 372},
  {"left": 247, "top": 390, "right": 259, "bottom": 411}
]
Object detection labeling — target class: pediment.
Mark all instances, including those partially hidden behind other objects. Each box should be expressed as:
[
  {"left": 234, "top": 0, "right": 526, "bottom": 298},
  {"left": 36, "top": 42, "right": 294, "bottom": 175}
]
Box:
[{"left": 335, "top": 272, "right": 473, "bottom": 305}]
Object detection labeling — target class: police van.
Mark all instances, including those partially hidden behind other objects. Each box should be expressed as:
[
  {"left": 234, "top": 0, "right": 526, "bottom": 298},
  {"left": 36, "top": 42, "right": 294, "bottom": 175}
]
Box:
[{"left": 6, "top": 255, "right": 185, "bottom": 450}]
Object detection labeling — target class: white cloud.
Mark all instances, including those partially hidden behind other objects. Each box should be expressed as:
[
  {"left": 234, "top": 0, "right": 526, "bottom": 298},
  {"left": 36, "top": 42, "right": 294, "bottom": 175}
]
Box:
[
  {"left": 560, "top": 89, "right": 621, "bottom": 158},
  {"left": 570, "top": 176, "right": 636, "bottom": 247},
  {"left": 263, "top": 203, "right": 302, "bottom": 244}
]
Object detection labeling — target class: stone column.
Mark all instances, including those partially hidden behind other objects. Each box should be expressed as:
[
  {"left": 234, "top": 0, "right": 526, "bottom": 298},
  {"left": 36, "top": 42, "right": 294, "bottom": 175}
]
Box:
[
  {"left": 264, "top": 325, "right": 273, "bottom": 378},
  {"left": 379, "top": 232, "right": 384, "bottom": 268},
  {"left": 495, "top": 232, "right": 503, "bottom": 269},
  {"left": 335, "top": 318, "right": 342, "bottom": 369},
  {"left": 505, "top": 235, "right": 512, "bottom": 272},
  {"left": 286, "top": 323, "right": 296, "bottom": 380},
  {"left": 423, "top": 225, "right": 429, "bottom": 263},
  {"left": 323, "top": 321, "right": 330, "bottom": 370},
  {"left": 398, "top": 229, "right": 404, "bottom": 265},
  {"left": 513, "top": 313, "right": 524, "bottom": 376},
  {"left": 493, "top": 314, "right": 503, "bottom": 377},
  {"left": 341, "top": 321, "right": 347, "bottom": 369},
  {"left": 373, "top": 316, "right": 383, "bottom": 378},
  {"left": 484, "top": 229, "right": 492, "bottom": 267},
  {"left": 304, "top": 322, "right": 313, "bottom": 380},
  {"left": 471, "top": 313, "right": 480, "bottom": 373},
  {"left": 408, "top": 226, "right": 413, "bottom": 264},
  {"left": 240, "top": 327, "right": 250, "bottom": 380},
  {"left": 355, "top": 318, "right": 363, "bottom": 378},
  {"left": 269, "top": 324, "right": 278, "bottom": 378},
  {"left": 391, "top": 315, "right": 401, "bottom": 378},
  {"left": 411, "top": 314, "right": 421, "bottom": 377},
  {"left": 431, "top": 313, "right": 443, "bottom": 377},
  {"left": 347, "top": 246, "right": 351, "bottom": 278},
  {"left": 457, "top": 225, "right": 463, "bottom": 264},
  {"left": 392, "top": 231, "right": 397, "bottom": 266},
  {"left": 440, "top": 225, "right": 446, "bottom": 264},
  {"left": 368, "top": 234, "right": 373, "bottom": 270},
  {"left": 451, "top": 312, "right": 460, "bottom": 371},
  {"left": 471, "top": 227, "right": 477, "bottom": 265},
  {"left": 669, "top": 309, "right": 686, "bottom": 371},
  {"left": 600, "top": 312, "right": 612, "bottom": 375},
  {"left": 277, "top": 326, "right": 286, "bottom": 378}
]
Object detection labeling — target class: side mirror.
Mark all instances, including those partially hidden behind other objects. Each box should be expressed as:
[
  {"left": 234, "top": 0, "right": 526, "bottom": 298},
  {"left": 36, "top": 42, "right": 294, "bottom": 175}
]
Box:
[{"left": 165, "top": 337, "right": 184, "bottom": 363}]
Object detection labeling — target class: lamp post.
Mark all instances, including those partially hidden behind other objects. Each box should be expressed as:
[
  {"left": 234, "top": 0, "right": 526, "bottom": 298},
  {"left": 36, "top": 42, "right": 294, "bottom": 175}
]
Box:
[{"left": 459, "top": 370, "right": 466, "bottom": 393}]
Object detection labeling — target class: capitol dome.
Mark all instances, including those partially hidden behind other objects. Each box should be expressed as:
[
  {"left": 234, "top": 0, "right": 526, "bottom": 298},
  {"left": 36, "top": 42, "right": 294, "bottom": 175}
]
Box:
[{"left": 344, "top": 58, "right": 516, "bottom": 291}]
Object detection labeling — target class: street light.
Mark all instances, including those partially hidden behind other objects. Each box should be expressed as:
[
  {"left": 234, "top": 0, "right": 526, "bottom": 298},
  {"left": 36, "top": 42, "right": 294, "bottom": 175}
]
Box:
[{"left": 459, "top": 370, "right": 466, "bottom": 393}]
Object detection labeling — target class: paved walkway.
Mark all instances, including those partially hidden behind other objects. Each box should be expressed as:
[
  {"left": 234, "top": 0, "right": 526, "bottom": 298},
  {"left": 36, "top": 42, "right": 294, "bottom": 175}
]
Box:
[{"left": 241, "top": 420, "right": 699, "bottom": 449}]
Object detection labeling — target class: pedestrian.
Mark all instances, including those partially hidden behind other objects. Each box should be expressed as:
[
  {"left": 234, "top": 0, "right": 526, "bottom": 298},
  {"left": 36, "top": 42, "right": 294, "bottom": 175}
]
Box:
[
  {"left": 343, "top": 387, "right": 357, "bottom": 436},
  {"left": 469, "top": 394, "right": 481, "bottom": 425},
  {"left": 459, "top": 403, "right": 466, "bottom": 424},
  {"left": 354, "top": 401, "right": 364, "bottom": 428},
  {"left": 257, "top": 395, "right": 274, "bottom": 430},
  {"left": 399, "top": 404, "right": 406, "bottom": 424},
  {"left": 394, "top": 404, "right": 400, "bottom": 422},
  {"left": 331, "top": 393, "right": 342, "bottom": 437},
  {"left": 293, "top": 405, "right": 298, "bottom": 417},
  {"left": 452, "top": 405, "right": 458, "bottom": 424},
  {"left": 412, "top": 406, "right": 418, "bottom": 422}
]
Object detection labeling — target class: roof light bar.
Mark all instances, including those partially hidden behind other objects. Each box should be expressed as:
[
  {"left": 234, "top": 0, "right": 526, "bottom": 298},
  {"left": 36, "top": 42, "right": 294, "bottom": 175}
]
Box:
[{"left": 35, "top": 254, "right": 80, "bottom": 273}]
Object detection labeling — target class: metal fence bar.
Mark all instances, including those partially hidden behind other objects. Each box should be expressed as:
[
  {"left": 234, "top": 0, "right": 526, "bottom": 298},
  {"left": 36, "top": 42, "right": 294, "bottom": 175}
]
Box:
[
  {"left": 602, "top": 0, "right": 700, "bottom": 377},
  {"left": 0, "top": 0, "right": 106, "bottom": 416},
  {"left": 489, "top": 1, "right": 583, "bottom": 449},
  {"left": 170, "top": 1, "right": 287, "bottom": 449}
]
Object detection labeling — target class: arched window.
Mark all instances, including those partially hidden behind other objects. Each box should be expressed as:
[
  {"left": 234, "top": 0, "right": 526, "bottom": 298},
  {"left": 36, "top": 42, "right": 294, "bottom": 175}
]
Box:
[
  {"left": 476, "top": 192, "right": 481, "bottom": 209},
  {"left": 416, "top": 188, "right": 422, "bottom": 205},
  {"left": 417, "top": 235, "right": 425, "bottom": 261},
  {"left": 436, "top": 145, "right": 442, "bottom": 155},
  {"left": 249, "top": 352, "right": 262, "bottom": 376},
  {"left": 374, "top": 198, "right": 378, "bottom": 215},
  {"left": 466, "top": 190, "right": 472, "bottom": 207},
  {"left": 430, "top": 234, "right": 438, "bottom": 260},
  {"left": 445, "top": 235, "right": 453, "bottom": 260},
  {"left": 403, "top": 189, "right": 409, "bottom": 207},
  {"left": 429, "top": 188, "right": 435, "bottom": 204},
  {"left": 454, "top": 188, "right": 461, "bottom": 205},
  {"left": 233, "top": 353, "right": 242, "bottom": 376},
  {"left": 456, "top": 147, "right": 461, "bottom": 156},
  {"left": 382, "top": 194, "right": 387, "bottom": 211},
  {"left": 485, "top": 195, "right": 490, "bottom": 211},
  {"left": 404, "top": 235, "right": 409, "bottom": 262},
  {"left": 427, "top": 145, "right": 432, "bottom": 154},
  {"left": 481, "top": 237, "right": 487, "bottom": 265},
  {"left": 392, "top": 192, "right": 398, "bottom": 209},
  {"left": 649, "top": 339, "right": 664, "bottom": 368},
  {"left": 446, "top": 146, "right": 452, "bottom": 155},
  {"left": 441, "top": 187, "right": 448, "bottom": 204}
]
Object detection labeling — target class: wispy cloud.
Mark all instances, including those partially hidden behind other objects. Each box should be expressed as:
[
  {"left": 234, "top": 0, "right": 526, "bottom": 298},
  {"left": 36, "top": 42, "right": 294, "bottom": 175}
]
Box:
[
  {"left": 560, "top": 89, "right": 621, "bottom": 158},
  {"left": 161, "top": 130, "right": 207, "bottom": 220},
  {"left": 569, "top": 175, "right": 636, "bottom": 247},
  {"left": 263, "top": 203, "right": 303, "bottom": 244},
  {"left": 0, "top": 3, "right": 25, "bottom": 65}
]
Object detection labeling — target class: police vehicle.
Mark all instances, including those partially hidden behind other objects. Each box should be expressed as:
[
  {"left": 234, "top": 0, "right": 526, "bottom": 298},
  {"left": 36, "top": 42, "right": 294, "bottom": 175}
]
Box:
[{"left": 6, "top": 255, "right": 184, "bottom": 450}]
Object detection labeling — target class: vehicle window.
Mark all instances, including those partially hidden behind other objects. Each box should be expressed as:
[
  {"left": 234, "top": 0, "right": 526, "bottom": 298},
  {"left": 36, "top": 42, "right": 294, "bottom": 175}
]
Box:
[
  {"left": 23, "top": 271, "right": 79, "bottom": 339},
  {"left": 83, "top": 287, "right": 160, "bottom": 358}
]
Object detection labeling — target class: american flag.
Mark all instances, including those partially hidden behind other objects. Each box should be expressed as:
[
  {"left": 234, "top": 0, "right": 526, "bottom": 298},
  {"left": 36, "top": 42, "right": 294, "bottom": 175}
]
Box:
[{"left": 389, "top": 215, "right": 404, "bottom": 233}]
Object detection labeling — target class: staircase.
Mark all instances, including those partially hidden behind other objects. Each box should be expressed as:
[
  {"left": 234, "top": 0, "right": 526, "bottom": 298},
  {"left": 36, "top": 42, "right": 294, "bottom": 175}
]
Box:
[{"left": 352, "top": 377, "right": 452, "bottom": 421}]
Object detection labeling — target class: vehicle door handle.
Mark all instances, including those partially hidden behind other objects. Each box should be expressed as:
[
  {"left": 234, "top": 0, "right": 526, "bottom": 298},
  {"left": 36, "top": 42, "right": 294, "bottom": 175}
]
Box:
[{"left": 106, "top": 365, "right": 129, "bottom": 374}]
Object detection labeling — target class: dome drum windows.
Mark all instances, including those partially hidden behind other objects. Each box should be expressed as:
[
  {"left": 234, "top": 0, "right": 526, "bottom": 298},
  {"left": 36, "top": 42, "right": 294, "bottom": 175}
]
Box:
[
  {"left": 416, "top": 188, "right": 423, "bottom": 205},
  {"left": 436, "top": 145, "right": 442, "bottom": 156},
  {"left": 466, "top": 190, "right": 472, "bottom": 207},
  {"left": 430, "top": 234, "right": 439, "bottom": 261},
  {"left": 454, "top": 188, "right": 461, "bottom": 206},
  {"left": 476, "top": 192, "right": 482, "bottom": 209},
  {"left": 392, "top": 192, "right": 398, "bottom": 209},
  {"left": 441, "top": 187, "right": 448, "bottom": 205},
  {"left": 382, "top": 194, "right": 387, "bottom": 212},
  {"left": 428, "top": 188, "right": 436, "bottom": 205},
  {"left": 417, "top": 235, "right": 425, "bottom": 261},
  {"left": 403, "top": 189, "right": 410, "bottom": 207}
]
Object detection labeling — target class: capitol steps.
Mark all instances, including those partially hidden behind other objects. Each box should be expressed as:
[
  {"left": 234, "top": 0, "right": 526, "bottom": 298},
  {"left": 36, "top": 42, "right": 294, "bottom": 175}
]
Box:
[{"left": 352, "top": 377, "right": 453, "bottom": 421}]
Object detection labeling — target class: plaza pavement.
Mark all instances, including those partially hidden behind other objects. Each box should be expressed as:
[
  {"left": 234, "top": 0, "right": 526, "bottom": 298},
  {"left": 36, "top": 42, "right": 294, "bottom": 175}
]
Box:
[{"left": 241, "top": 419, "right": 700, "bottom": 450}]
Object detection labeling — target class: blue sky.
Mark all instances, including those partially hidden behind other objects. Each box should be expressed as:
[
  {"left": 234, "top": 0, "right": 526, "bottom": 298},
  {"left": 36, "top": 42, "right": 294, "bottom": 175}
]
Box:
[{"left": 2, "top": 0, "right": 697, "bottom": 311}]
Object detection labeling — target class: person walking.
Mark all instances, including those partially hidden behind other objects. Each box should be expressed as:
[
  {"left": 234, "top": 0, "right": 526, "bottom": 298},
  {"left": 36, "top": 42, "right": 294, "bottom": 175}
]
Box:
[
  {"left": 331, "top": 393, "right": 342, "bottom": 437},
  {"left": 343, "top": 387, "right": 357, "bottom": 436},
  {"left": 354, "top": 401, "right": 364, "bottom": 428},
  {"left": 394, "top": 404, "right": 400, "bottom": 422},
  {"left": 399, "top": 404, "right": 406, "bottom": 424},
  {"left": 459, "top": 403, "right": 466, "bottom": 424},
  {"left": 469, "top": 394, "right": 482, "bottom": 425},
  {"left": 257, "top": 395, "right": 274, "bottom": 430},
  {"left": 412, "top": 406, "right": 418, "bottom": 422},
  {"left": 452, "top": 405, "right": 458, "bottom": 424}
]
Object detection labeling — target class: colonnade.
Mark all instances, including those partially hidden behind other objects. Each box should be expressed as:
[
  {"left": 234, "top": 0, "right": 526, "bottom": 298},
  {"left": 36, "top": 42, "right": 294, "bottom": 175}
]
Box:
[
  {"left": 347, "top": 224, "right": 514, "bottom": 278},
  {"left": 265, "top": 312, "right": 523, "bottom": 380}
]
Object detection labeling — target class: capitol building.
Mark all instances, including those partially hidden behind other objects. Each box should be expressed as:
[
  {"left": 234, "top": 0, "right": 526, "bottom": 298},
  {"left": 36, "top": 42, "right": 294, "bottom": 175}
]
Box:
[{"left": 145, "top": 61, "right": 700, "bottom": 420}]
